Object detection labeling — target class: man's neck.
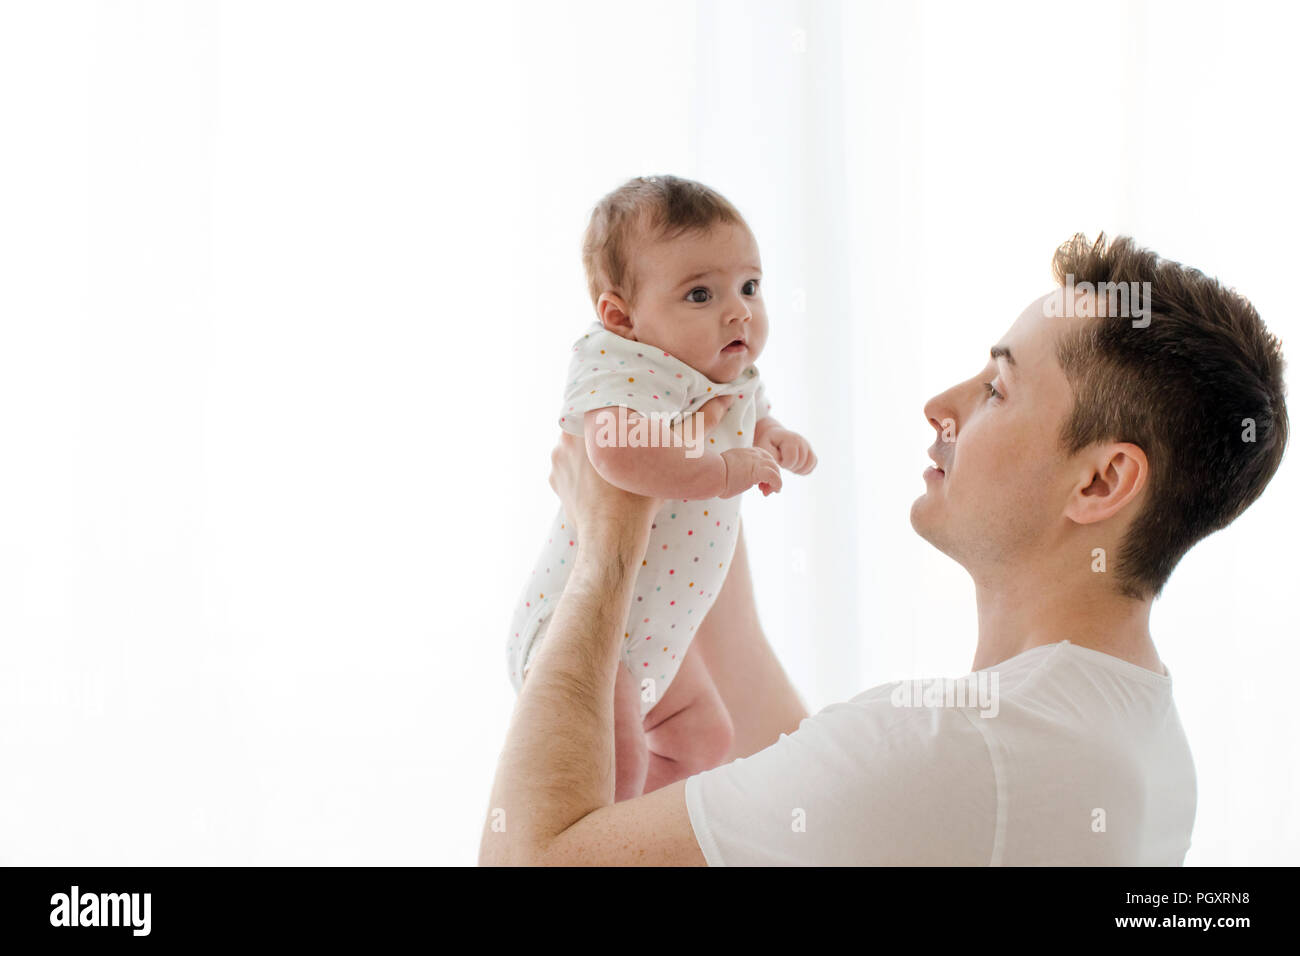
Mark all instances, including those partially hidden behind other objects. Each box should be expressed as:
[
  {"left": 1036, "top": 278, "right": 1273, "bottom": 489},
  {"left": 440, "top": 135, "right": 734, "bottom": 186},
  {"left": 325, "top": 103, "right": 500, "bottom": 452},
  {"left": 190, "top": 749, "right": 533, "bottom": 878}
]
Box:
[{"left": 971, "top": 571, "right": 1162, "bottom": 675}]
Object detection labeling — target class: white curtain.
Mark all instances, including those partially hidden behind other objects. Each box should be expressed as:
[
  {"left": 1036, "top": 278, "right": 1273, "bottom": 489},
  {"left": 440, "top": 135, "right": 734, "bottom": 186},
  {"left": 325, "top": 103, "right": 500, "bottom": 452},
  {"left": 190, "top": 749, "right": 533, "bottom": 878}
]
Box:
[{"left": 2, "top": 0, "right": 1294, "bottom": 865}]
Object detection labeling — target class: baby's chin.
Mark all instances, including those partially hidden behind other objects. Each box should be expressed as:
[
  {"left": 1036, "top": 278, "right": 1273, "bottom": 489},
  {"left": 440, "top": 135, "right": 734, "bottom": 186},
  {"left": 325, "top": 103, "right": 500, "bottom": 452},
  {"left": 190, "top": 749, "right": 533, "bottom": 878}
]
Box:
[
  {"left": 704, "top": 347, "right": 758, "bottom": 383},
  {"left": 645, "top": 337, "right": 757, "bottom": 383}
]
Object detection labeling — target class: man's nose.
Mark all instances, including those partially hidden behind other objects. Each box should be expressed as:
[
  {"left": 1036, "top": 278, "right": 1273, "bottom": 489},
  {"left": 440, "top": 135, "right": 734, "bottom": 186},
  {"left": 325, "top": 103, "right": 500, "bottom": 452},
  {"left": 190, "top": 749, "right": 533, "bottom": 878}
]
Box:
[{"left": 924, "top": 392, "right": 957, "bottom": 439}]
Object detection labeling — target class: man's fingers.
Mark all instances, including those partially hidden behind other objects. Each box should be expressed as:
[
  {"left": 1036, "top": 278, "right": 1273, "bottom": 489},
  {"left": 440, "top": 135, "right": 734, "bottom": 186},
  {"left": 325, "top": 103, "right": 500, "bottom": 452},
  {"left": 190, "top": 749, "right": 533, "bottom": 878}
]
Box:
[
  {"left": 698, "top": 394, "right": 737, "bottom": 434},
  {"left": 549, "top": 432, "right": 586, "bottom": 504},
  {"left": 548, "top": 442, "right": 563, "bottom": 492}
]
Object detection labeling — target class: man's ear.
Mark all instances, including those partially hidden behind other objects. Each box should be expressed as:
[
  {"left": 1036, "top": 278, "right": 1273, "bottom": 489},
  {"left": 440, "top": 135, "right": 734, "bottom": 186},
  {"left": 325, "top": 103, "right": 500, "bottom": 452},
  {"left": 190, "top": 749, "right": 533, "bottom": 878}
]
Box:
[
  {"left": 596, "top": 292, "right": 636, "bottom": 339},
  {"left": 1064, "top": 442, "right": 1149, "bottom": 525}
]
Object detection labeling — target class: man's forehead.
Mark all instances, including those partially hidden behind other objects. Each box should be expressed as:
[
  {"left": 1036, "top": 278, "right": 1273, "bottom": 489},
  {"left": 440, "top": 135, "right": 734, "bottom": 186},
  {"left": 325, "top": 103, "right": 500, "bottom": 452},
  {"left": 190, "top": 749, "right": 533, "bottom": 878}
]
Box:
[{"left": 995, "top": 292, "right": 1077, "bottom": 370}]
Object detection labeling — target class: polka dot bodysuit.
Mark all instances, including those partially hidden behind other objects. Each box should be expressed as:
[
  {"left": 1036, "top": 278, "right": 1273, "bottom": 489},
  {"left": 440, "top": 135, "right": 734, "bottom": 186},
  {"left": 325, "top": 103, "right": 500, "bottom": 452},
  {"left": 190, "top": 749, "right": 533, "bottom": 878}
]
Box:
[{"left": 505, "top": 321, "right": 773, "bottom": 717}]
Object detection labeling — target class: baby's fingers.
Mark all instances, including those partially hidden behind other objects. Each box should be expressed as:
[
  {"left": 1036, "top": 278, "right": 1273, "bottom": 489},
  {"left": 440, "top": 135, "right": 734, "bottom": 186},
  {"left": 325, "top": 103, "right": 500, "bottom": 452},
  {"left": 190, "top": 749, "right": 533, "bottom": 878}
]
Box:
[{"left": 759, "top": 460, "right": 783, "bottom": 494}]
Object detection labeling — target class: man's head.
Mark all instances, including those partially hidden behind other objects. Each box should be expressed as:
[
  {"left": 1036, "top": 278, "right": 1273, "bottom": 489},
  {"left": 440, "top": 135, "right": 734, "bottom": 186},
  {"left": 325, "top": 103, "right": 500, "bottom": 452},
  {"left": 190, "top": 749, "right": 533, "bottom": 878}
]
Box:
[
  {"left": 910, "top": 233, "right": 1288, "bottom": 600},
  {"left": 581, "top": 175, "right": 768, "bottom": 384}
]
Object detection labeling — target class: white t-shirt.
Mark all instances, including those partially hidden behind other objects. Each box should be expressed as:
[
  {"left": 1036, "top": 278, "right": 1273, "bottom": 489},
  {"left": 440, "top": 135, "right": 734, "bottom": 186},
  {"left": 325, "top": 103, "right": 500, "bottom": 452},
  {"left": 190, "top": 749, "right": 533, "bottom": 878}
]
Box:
[{"left": 684, "top": 640, "right": 1197, "bottom": 865}]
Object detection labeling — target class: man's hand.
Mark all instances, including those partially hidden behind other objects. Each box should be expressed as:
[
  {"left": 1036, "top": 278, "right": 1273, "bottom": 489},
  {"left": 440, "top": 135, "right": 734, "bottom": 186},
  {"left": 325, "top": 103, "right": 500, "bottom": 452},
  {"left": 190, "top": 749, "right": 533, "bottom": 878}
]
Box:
[
  {"left": 687, "top": 393, "right": 737, "bottom": 437},
  {"left": 755, "top": 425, "right": 818, "bottom": 476},
  {"left": 548, "top": 431, "right": 658, "bottom": 543}
]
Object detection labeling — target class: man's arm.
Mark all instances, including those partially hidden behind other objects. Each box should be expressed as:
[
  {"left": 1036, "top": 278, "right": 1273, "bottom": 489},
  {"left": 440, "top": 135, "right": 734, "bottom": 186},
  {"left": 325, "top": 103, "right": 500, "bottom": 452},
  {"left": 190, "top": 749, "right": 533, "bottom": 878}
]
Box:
[
  {"left": 692, "top": 518, "right": 809, "bottom": 760},
  {"left": 478, "top": 460, "right": 707, "bottom": 866},
  {"left": 521, "top": 777, "right": 705, "bottom": 866}
]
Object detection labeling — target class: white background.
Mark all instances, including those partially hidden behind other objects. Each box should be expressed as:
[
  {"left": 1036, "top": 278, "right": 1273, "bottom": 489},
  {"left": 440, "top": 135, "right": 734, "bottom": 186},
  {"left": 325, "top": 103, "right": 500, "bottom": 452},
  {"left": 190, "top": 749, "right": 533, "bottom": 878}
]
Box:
[{"left": 1, "top": 0, "right": 1295, "bottom": 865}]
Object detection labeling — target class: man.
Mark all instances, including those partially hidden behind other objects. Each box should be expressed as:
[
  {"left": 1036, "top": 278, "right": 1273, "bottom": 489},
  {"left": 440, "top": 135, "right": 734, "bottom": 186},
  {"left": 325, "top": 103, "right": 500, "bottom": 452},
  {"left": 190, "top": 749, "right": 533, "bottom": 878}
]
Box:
[{"left": 479, "top": 233, "right": 1288, "bottom": 865}]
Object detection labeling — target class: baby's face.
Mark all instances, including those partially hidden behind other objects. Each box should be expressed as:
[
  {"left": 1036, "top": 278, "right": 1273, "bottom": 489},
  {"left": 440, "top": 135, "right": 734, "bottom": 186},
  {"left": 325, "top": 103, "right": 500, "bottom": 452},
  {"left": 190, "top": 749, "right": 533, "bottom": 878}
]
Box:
[{"left": 607, "top": 222, "right": 769, "bottom": 384}]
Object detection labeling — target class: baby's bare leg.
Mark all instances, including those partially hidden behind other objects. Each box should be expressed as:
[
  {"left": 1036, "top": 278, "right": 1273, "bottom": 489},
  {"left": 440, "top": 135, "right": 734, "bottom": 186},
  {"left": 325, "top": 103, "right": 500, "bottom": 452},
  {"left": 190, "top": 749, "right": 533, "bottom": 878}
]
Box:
[
  {"left": 640, "top": 643, "right": 735, "bottom": 795},
  {"left": 613, "top": 662, "right": 649, "bottom": 802}
]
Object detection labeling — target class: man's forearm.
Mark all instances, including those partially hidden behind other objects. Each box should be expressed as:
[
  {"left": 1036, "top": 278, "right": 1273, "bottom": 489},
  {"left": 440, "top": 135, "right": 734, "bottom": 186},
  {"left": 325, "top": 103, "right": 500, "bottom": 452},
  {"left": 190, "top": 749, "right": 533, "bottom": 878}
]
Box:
[{"left": 479, "top": 512, "right": 651, "bottom": 866}]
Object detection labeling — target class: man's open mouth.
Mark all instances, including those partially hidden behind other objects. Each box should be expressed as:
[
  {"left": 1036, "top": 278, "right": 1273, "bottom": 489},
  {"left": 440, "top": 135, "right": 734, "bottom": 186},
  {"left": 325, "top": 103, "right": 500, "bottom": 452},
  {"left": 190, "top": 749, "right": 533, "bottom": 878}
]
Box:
[{"left": 925, "top": 448, "right": 947, "bottom": 480}]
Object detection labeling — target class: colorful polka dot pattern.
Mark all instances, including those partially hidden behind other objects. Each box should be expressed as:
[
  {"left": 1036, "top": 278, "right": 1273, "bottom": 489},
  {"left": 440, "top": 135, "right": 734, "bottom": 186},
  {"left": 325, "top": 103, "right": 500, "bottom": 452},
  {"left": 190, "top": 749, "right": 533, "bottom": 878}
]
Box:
[{"left": 506, "top": 321, "right": 774, "bottom": 717}]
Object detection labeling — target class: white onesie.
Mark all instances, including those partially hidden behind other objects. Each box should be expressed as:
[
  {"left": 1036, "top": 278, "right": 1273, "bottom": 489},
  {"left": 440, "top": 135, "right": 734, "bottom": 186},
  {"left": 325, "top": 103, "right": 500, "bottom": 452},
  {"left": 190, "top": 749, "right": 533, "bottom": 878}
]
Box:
[{"left": 506, "top": 321, "right": 773, "bottom": 717}]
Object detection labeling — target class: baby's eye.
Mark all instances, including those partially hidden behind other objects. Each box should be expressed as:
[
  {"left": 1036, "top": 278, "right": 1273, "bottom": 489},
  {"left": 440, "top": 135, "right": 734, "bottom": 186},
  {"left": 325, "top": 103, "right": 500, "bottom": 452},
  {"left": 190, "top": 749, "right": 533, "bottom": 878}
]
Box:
[
  {"left": 686, "top": 287, "right": 711, "bottom": 304},
  {"left": 983, "top": 381, "right": 1004, "bottom": 401},
  {"left": 742, "top": 279, "right": 759, "bottom": 295}
]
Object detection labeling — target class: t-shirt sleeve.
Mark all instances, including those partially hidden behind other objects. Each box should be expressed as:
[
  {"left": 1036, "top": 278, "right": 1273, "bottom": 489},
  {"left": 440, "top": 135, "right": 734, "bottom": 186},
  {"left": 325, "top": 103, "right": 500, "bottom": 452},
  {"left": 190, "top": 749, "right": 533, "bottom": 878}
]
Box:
[
  {"left": 683, "top": 691, "right": 999, "bottom": 865},
  {"left": 558, "top": 328, "right": 693, "bottom": 436}
]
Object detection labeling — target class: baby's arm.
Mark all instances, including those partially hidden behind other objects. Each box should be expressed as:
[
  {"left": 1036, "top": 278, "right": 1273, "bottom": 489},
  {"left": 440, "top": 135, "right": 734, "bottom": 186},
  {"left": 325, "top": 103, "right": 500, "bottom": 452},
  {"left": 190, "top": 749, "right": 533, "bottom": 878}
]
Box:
[
  {"left": 584, "top": 405, "right": 782, "bottom": 500},
  {"left": 753, "top": 414, "right": 818, "bottom": 476}
]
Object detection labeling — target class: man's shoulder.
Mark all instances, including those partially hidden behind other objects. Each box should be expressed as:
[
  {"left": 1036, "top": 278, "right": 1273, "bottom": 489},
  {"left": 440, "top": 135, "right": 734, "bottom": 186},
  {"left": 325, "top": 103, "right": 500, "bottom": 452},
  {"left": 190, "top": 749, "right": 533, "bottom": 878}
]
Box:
[
  {"left": 828, "top": 644, "right": 1058, "bottom": 735},
  {"left": 815, "top": 641, "right": 1168, "bottom": 759},
  {"left": 786, "top": 677, "right": 999, "bottom": 774}
]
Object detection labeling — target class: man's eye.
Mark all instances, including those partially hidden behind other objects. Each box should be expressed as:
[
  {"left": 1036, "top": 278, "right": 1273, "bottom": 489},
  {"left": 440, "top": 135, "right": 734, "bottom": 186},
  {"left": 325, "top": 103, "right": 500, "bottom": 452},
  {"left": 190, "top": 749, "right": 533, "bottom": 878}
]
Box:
[
  {"left": 983, "top": 381, "right": 1004, "bottom": 401},
  {"left": 742, "top": 279, "right": 759, "bottom": 295},
  {"left": 687, "top": 288, "right": 711, "bottom": 303}
]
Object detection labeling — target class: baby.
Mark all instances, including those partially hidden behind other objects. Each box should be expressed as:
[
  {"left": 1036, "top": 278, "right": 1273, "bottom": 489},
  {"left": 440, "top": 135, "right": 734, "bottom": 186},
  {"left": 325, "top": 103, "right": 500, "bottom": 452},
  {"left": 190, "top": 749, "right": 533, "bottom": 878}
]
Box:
[{"left": 506, "top": 175, "right": 816, "bottom": 801}]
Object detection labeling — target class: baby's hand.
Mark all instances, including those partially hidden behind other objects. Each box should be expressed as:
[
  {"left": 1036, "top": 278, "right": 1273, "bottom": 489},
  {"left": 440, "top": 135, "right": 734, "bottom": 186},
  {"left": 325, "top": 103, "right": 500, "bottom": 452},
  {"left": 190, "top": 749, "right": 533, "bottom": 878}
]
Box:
[
  {"left": 755, "top": 427, "right": 818, "bottom": 476},
  {"left": 719, "top": 447, "right": 783, "bottom": 498}
]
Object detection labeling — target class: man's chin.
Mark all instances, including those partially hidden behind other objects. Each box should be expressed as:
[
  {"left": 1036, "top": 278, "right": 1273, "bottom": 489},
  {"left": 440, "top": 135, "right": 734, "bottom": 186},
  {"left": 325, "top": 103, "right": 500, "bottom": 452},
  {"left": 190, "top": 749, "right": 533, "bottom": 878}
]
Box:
[
  {"left": 909, "top": 495, "right": 945, "bottom": 550},
  {"left": 908, "top": 493, "right": 929, "bottom": 531}
]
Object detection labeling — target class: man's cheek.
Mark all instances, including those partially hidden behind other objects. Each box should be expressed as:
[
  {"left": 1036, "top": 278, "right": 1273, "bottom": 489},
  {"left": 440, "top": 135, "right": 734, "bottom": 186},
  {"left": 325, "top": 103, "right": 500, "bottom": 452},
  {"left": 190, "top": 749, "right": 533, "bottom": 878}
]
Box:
[{"left": 957, "top": 456, "right": 1019, "bottom": 517}]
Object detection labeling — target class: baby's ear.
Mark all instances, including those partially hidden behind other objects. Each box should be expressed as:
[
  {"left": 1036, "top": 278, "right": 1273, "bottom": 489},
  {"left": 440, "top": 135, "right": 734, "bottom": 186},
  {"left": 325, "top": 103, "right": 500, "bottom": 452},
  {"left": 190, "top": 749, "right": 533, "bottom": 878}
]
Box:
[{"left": 596, "top": 292, "right": 635, "bottom": 338}]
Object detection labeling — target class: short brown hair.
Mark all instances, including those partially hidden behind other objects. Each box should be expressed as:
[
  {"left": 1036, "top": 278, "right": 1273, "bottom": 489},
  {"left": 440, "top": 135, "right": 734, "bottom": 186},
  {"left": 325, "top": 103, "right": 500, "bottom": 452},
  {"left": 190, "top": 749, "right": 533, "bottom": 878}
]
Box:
[
  {"left": 1053, "top": 233, "right": 1288, "bottom": 599},
  {"left": 580, "top": 175, "right": 747, "bottom": 308}
]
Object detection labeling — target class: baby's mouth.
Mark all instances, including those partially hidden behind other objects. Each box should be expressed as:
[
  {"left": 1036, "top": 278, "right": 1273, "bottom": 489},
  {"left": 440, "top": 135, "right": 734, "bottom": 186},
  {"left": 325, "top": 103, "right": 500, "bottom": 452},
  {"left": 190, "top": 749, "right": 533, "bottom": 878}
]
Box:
[{"left": 722, "top": 339, "right": 747, "bottom": 354}]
